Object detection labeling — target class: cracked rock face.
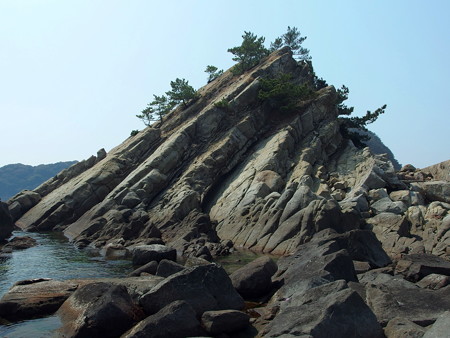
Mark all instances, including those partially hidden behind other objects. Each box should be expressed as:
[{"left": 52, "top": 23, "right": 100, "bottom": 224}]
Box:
[{"left": 7, "top": 49, "right": 449, "bottom": 262}]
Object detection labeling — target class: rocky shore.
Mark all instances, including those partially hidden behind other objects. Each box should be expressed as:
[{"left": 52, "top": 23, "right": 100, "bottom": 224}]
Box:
[{"left": 1, "top": 48, "right": 449, "bottom": 336}]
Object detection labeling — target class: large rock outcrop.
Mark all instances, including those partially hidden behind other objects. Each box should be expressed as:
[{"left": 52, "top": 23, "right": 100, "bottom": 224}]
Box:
[{"left": 6, "top": 47, "right": 449, "bottom": 265}]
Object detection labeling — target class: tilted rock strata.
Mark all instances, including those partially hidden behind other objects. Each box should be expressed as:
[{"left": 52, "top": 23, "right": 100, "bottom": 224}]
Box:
[{"left": 6, "top": 47, "right": 449, "bottom": 262}]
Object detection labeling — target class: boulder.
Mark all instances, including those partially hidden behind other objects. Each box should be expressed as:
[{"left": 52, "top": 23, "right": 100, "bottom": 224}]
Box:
[
  {"left": 423, "top": 311, "right": 450, "bottom": 338},
  {"left": 139, "top": 263, "right": 244, "bottom": 316},
  {"left": 416, "top": 273, "right": 450, "bottom": 290},
  {"left": 263, "top": 280, "right": 383, "bottom": 338},
  {"left": 131, "top": 244, "right": 176, "bottom": 266},
  {"left": 128, "top": 261, "right": 158, "bottom": 277},
  {"left": 371, "top": 197, "right": 407, "bottom": 214},
  {"left": 155, "top": 259, "right": 185, "bottom": 277},
  {"left": 57, "top": 282, "right": 144, "bottom": 338},
  {"left": 201, "top": 309, "right": 250, "bottom": 335},
  {"left": 122, "top": 300, "right": 205, "bottom": 338},
  {"left": 0, "top": 279, "right": 79, "bottom": 321},
  {"left": 230, "top": 256, "right": 278, "bottom": 299},
  {"left": 411, "top": 181, "right": 450, "bottom": 204},
  {"left": 0, "top": 201, "right": 14, "bottom": 241},
  {"left": 2, "top": 236, "right": 37, "bottom": 251},
  {"left": 395, "top": 253, "right": 450, "bottom": 282},
  {"left": 366, "top": 282, "right": 450, "bottom": 326},
  {"left": 384, "top": 317, "right": 426, "bottom": 338}
]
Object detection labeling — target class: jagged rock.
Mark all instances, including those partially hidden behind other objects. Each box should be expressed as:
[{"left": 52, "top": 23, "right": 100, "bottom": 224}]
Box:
[
  {"left": 371, "top": 197, "right": 407, "bottom": 214},
  {"left": 365, "top": 282, "right": 450, "bottom": 326},
  {"left": 57, "top": 282, "right": 144, "bottom": 337},
  {"left": 421, "top": 159, "right": 450, "bottom": 182},
  {"left": 122, "top": 300, "right": 205, "bottom": 338},
  {"left": 416, "top": 273, "right": 450, "bottom": 290},
  {"left": 155, "top": 259, "right": 185, "bottom": 277},
  {"left": 230, "top": 256, "right": 278, "bottom": 299},
  {"left": 395, "top": 253, "right": 450, "bottom": 282},
  {"left": 201, "top": 309, "right": 250, "bottom": 335},
  {"left": 0, "top": 201, "right": 13, "bottom": 241},
  {"left": 411, "top": 181, "right": 450, "bottom": 204},
  {"left": 384, "top": 317, "right": 426, "bottom": 338},
  {"left": 128, "top": 261, "right": 158, "bottom": 277},
  {"left": 131, "top": 244, "right": 177, "bottom": 266},
  {"left": 2, "top": 236, "right": 37, "bottom": 251},
  {"left": 139, "top": 263, "right": 244, "bottom": 316},
  {"left": 0, "top": 279, "right": 79, "bottom": 321},
  {"left": 423, "top": 311, "right": 450, "bottom": 338},
  {"left": 263, "top": 280, "right": 383, "bottom": 338}
]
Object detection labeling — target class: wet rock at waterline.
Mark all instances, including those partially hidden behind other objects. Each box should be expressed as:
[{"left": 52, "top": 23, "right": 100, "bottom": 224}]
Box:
[
  {"left": 0, "top": 202, "right": 13, "bottom": 241},
  {"left": 57, "top": 282, "right": 144, "bottom": 338},
  {"left": 131, "top": 244, "right": 177, "bottom": 266},
  {"left": 2, "top": 236, "right": 37, "bottom": 252}
]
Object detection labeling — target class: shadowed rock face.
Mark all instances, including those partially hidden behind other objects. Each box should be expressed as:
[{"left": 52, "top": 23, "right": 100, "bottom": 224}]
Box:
[{"left": 7, "top": 48, "right": 449, "bottom": 260}]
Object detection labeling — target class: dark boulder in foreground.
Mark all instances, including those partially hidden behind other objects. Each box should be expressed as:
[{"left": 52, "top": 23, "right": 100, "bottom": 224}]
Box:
[
  {"left": 201, "top": 309, "right": 250, "bottom": 335},
  {"left": 230, "top": 256, "right": 277, "bottom": 299},
  {"left": 139, "top": 263, "right": 244, "bottom": 316},
  {"left": 122, "top": 300, "right": 205, "bottom": 338},
  {"left": 57, "top": 282, "right": 144, "bottom": 338}
]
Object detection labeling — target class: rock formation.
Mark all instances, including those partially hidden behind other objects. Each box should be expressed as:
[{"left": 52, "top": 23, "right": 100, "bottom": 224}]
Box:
[{"left": 3, "top": 47, "right": 450, "bottom": 337}]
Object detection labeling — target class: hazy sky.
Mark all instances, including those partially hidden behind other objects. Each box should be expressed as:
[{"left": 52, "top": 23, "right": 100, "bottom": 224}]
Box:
[{"left": 1, "top": 0, "right": 449, "bottom": 168}]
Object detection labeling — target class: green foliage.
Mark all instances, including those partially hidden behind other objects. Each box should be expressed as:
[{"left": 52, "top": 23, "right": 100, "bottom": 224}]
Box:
[
  {"left": 214, "top": 98, "right": 230, "bottom": 110},
  {"left": 166, "top": 78, "right": 199, "bottom": 107},
  {"left": 137, "top": 94, "right": 174, "bottom": 126},
  {"left": 258, "top": 73, "right": 313, "bottom": 113},
  {"left": 336, "top": 85, "right": 354, "bottom": 116},
  {"left": 337, "top": 85, "right": 387, "bottom": 147},
  {"left": 0, "top": 161, "right": 77, "bottom": 200},
  {"left": 228, "top": 31, "right": 269, "bottom": 74},
  {"left": 205, "top": 65, "right": 224, "bottom": 83},
  {"left": 270, "top": 26, "right": 311, "bottom": 61},
  {"left": 130, "top": 130, "right": 139, "bottom": 137}
]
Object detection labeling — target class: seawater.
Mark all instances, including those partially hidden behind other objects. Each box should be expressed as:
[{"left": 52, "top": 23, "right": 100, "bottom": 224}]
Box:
[{"left": 0, "top": 231, "right": 132, "bottom": 337}]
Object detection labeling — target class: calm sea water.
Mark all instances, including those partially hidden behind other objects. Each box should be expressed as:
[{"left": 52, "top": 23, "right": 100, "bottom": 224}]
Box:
[{"left": 0, "top": 231, "right": 133, "bottom": 337}]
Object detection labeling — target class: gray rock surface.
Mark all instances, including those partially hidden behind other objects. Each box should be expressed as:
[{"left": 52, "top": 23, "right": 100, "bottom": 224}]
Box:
[
  {"left": 230, "top": 256, "right": 277, "bottom": 299},
  {"left": 139, "top": 263, "right": 244, "bottom": 316},
  {"left": 201, "top": 309, "right": 250, "bottom": 335},
  {"left": 384, "top": 317, "right": 426, "bottom": 338},
  {"left": 131, "top": 245, "right": 176, "bottom": 266},
  {"left": 423, "top": 311, "right": 450, "bottom": 338},
  {"left": 57, "top": 282, "right": 143, "bottom": 338},
  {"left": 122, "top": 300, "right": 205, "bottom": 338}
]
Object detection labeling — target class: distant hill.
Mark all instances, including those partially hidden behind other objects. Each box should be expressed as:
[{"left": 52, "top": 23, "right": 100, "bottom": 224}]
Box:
[{"left": 0, "top": 161, "right": 77, "bottom": 201}]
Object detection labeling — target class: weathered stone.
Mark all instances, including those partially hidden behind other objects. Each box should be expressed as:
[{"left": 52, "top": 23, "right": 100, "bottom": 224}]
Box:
[
  {"left": 122, "top": 300, "right": 205, "bottom": 338},
  {"left": 371, "top": 197, "right": 407, "bottom": 214},
  {"left": 395, "top": 254, "right": 450, "bottom": 282},
  {"left": 2, "top": 236, "right": 37, "bottom": 251},
  {"left": 423, "top": 311, "right": 450, "bottom": 338},
  {"left": 0, "top": 201, "right": 14, "bottom": 241},
  {"left": 128, "top": 261, "right": 158, "bottom": 277},
  {"left": 384, "top": 317, "right": 426, "bottom": 338},
  {"left": 201, "top": 309, "right": 250, "bottom": 335},
  {"left": 411, "top": 181, "right": 450, "bottom": 204},
  {"left": 131, "top": 244, "right": 176, "bottom": 266},
  {"left": 416, "top": 273, "right": 450, "bottom": 290},
  {"left": 139, "top": 263, "right": 244, "bottom": 316},
  {"left": 354, "top": 260, "right": 371, "bottom": 274},
  {"left": 264, "top": 280, "right": 383, "bottom": 338},
  {"left": 155, "top": 259, "right": 185, "bottom": 278},
  {"left": 0, "top": 279, "right": 79, "bottom": 321},
  {"left": 366, "top": 282, "right": 450, "bottom": 326},
  {"left": 57, "top": 282, "right": 144, "bottom": 338},
  {"left": 230, "top": 256, "right": 277, "bottom": 299}
]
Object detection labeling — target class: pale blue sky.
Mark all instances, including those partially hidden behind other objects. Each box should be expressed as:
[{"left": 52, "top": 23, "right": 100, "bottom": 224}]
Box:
[{"left": 1, "top": 1, "right": 449, "bottom": 168}]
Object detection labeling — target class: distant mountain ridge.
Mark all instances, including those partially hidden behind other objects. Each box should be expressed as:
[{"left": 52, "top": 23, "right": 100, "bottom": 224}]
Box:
[{"left": 0, "top": 161, "right": 77, "bottom": 200}]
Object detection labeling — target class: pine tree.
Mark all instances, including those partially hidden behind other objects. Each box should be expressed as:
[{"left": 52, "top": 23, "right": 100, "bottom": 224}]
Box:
[
  {"left": 205, "top": 65, "right": 224, "bottom": 83},
  {"left": 136, "top": 94, "right": 173, "bottom": 126},
  {"left": 166, "top": 78, "right": 199, "bottom": 107},
  {"left": 227, "top": 31, "right": 269, "bottom": 74}
]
